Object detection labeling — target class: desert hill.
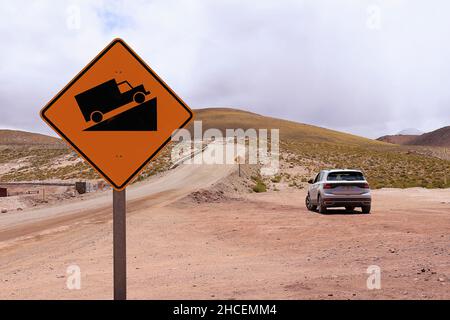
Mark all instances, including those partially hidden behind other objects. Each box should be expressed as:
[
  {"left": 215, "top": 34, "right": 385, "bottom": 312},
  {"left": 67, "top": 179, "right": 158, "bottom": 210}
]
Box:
[
  {"left": 191, "top": 108, "right": 449, "bottom": 188},
  {"left": 0, "top": 129, "right": 63, "bottom": 146},
  {"left": 191, "top": 108, "right": 384, "bottom": 147},
  {"left": 1, "top": 108, "right": 449, "bottom": 188}
]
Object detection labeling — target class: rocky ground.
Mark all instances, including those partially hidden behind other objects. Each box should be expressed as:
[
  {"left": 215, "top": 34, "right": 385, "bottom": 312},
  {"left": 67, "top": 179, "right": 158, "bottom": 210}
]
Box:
[{"left": 0, "top": 168, "right": 448, "bottom": 299}]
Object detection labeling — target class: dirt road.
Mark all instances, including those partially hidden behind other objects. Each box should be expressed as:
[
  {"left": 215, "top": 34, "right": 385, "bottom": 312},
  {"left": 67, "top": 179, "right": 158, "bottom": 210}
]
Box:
[
  {"left": 0, "top": 162, "right": 235, "bottom": 244},
  {"left": 0, "top": 165, "right": 449, "bottom": 299}
]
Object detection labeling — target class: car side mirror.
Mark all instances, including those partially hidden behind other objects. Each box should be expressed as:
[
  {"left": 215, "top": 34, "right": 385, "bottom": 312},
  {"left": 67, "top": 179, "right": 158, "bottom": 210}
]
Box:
[{"left": 308, "top": 179, "right": 313, "bottom": 184}]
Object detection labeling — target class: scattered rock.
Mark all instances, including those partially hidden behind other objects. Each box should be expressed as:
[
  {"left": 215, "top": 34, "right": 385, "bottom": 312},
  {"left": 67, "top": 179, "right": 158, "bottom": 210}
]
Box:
[
  {"left": 438, "top": 277, "right": 445, "bottom": 282},
  {"left": 16, "top": 207, "right": 23, "bottom": 211},
  {"left": 188, "top": 189, "right": 230, "bottom": 204},
  {"left": 1, "top": 209, "right": 7, "bottom": 213},
  {"left": 389, "top": 248, "right": 396, "bottom": 253}
]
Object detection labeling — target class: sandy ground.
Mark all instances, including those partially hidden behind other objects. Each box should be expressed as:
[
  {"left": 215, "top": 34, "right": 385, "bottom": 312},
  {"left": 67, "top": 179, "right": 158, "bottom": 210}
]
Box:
[{"left": 0, "top": 163, "right": 449, "bottom": 299}]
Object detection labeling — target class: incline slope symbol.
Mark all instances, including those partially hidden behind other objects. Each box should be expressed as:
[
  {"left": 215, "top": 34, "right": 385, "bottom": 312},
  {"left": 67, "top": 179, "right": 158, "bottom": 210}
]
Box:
[{"left": 84, "top": 98, "right": 157, "bottom": 131}]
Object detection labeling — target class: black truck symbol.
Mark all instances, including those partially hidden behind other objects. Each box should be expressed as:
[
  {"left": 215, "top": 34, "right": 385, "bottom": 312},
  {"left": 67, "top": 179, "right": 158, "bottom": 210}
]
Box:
[{"left": 75, "top": 79, "right": 150, "bottom": 123}]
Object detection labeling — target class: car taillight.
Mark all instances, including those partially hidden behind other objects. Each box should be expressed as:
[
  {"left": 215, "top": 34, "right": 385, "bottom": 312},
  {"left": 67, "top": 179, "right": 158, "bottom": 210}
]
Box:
[
  {"left": 362, "top": 183, "right": 370, "bottom": 189},
  {"left": 323, "top": 183, "right": 333, "bottom": 189}
]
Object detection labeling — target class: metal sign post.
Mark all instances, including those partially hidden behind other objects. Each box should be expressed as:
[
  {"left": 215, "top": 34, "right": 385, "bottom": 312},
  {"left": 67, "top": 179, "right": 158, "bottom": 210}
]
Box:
[{"left": 113, "top": 189, "right": 126, "bottom": 300}]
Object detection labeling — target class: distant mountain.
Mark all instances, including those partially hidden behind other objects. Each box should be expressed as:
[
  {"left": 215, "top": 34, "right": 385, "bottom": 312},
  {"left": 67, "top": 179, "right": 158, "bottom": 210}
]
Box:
[
  {"left": 397, "top": 128, "right": 423, "bottom": 135},
  {"left": 0, "top": 129, "right": 62, "bottom": 145},
  {"left": 376, "top": 134, "right": 419, "bottom": 145},
  {"left": 377, "top": 126, "right": 450, "bottom": 147},
  {"left": 408, "top": 126, "right": 450, "bottom": 147}
]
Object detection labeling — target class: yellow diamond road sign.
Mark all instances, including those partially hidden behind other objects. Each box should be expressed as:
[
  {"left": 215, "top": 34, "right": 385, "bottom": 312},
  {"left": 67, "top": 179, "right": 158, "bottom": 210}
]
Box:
[{"left": 40, "top": 38, "right": 193, "bottom": 190}]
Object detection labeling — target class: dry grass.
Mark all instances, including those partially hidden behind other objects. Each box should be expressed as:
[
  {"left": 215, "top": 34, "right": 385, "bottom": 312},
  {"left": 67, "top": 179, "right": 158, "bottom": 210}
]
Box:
[
  {"left": 281, "top": 140, "right": 450, "bottom": 189},
  {"left": 192, "top": 108, "right": 385, "bottom": 146},
  {"left": 0, "top": 145, "right": 98, "bottom": 181},
  {"left": 0, "top": 143, "right": 175, "bottom": 183}
]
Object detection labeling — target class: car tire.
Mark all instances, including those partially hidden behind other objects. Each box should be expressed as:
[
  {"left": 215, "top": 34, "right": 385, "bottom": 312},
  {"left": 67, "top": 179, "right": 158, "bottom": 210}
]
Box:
[
  {"left": 317, "top": 195, "right": 327, "bottom": 214},
  {"left": 305, "top": 194, "right": 317, "bottom": 211},
  {"left": 361, "top": 205, "right": 371, "bottom": 214},
  {"left": 345, "top": 206, "right": 355, "bottom": 212}
]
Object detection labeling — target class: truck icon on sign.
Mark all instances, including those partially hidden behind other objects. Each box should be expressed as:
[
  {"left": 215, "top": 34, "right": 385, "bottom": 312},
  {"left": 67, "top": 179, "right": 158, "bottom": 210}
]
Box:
[{"left": 75, "top": 79, "right": 150, "bottom": 123}]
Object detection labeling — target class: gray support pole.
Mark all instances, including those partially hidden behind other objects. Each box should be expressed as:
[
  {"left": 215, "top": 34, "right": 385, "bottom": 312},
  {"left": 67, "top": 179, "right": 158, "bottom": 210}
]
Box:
[{"left": 113, "top": 189, "right": 126, "bottom": 300}]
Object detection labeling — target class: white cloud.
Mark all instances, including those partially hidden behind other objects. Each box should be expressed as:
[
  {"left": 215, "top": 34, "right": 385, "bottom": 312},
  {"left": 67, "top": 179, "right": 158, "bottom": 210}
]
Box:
[{"left": 0, "top": 0, "right": 449, "bottom": 138}]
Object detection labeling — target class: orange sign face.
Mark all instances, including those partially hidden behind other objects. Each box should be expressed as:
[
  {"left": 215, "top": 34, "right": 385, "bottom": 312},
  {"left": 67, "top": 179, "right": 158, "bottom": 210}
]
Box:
[{"left": 41, "top": 39, "right": 193, "bottom": 190}]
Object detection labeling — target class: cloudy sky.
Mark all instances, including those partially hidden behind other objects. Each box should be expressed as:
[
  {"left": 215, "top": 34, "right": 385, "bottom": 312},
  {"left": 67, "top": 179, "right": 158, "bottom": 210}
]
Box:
[{"left": 0, "top": 0, "right": 449, "bottom": 138}]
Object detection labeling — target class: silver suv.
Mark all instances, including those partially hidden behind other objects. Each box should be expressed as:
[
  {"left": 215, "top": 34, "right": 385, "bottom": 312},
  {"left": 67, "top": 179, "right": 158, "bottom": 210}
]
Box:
[{"left": 305, "top": 169, "right": 371, "bottom": 214}]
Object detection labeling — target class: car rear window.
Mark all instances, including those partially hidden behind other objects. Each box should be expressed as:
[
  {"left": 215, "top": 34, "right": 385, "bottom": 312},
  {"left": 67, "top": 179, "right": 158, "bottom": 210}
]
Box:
[{"left": 327, "top": 171, "right": 364, "bottom": 181}]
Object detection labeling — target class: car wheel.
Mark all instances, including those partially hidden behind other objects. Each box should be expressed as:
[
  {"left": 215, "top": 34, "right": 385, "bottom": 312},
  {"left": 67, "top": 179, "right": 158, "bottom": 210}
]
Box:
[
  {"left": 317, "top": 195, "right": 327, "bottom": 214},
  {"left": 305, "top": 194, "right": 317, "bottom": 211},
  {"left": 133, "top": 92, "right": 146, "bottom": 104},
  {"left": 345, "top": 206, "right": 355, "bottom": 212},
  {"left": 361, "top": 205, "right": 371, "bottom": 214}
]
